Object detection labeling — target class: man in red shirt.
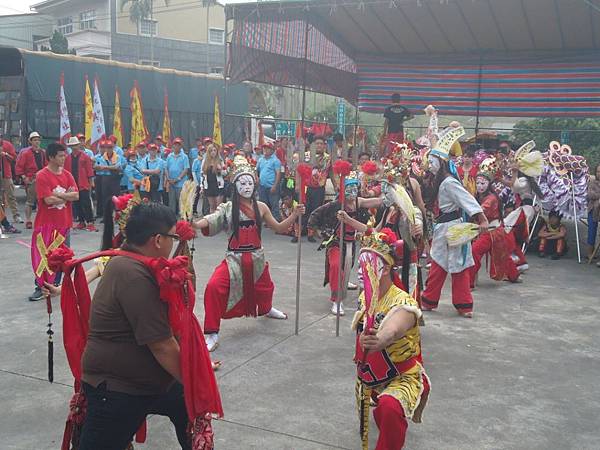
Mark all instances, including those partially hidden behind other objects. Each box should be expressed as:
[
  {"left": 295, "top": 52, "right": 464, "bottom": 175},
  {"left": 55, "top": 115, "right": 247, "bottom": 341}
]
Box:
[
  {"left": 65, "top": 136, "right": 96, "bottom": 231},
  {"left": 16, "top": 131, "right": 47, "bottom": 229},
  {"left": 29, "top": 142, "right": 78, "bottom": 302},
  {"left": 0, "top": 133, "right": 20, "bottom": 224}
]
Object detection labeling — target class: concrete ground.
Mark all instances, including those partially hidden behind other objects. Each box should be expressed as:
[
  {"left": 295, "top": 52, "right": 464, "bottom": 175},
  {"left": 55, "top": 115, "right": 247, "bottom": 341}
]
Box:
[{"left": 1, "top": 194, "right": 599, "bottom": 449}]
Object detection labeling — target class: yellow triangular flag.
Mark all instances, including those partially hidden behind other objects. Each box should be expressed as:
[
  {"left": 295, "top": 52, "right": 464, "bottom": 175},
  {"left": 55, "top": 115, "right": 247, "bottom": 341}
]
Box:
[
  {"left": 84, "top": 75, "right": 93, "bottom": 146},
  {"left": 213, "top": 95, "right": 222, "bottom": 147},
  {"left": 130, "top": 81, "right": 149, "bottom": 148},
  {"left": 162, "top": 90, "right": 171, "bottom": 146},
  {"left": 113, "top": 87, "right": 123, "bottom": 147}
]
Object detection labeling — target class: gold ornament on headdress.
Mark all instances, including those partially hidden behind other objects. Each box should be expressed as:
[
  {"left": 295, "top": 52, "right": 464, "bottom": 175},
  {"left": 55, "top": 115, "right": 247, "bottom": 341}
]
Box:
[
  {"left": 514, "top": 140, "right": 543, "bottom": 177},
  {"left": 230, "top": 154, "right": 257, "bottom": 181},
  {"left": 359, "top": 229, "right": 398, "bottom": 266},
  {"left": 116, "top": 190, "right": 142, "bottom": 233},
  {"left": 430, "top": 126, "right": 465, "bottom": 161},
  {"left": 477, "top": 157, "right": 498, "bottom": 180}
]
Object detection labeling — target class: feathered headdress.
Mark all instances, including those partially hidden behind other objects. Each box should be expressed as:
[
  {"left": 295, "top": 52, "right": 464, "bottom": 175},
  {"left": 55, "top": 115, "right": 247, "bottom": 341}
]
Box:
[
  {"left": 476, "top": 157, "right": 499, "bottom": 181},
  {"left": 514, "top": 140, "right": 543, "bottom": 177}
]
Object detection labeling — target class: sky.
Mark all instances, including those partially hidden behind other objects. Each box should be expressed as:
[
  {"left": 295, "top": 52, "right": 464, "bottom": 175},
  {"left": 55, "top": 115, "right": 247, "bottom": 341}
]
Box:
[{"left": 0, "top": 0, "right": 254, "bottom": 16}]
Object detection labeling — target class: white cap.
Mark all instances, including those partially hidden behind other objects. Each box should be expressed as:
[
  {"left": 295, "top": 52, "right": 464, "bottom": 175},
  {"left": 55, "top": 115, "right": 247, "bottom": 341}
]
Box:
[
  {"left": 29, "top": 131, "right": 41, "bottom": 140},
  {"left": 66, "top": 136, "right": 80, "bottom": 146}
]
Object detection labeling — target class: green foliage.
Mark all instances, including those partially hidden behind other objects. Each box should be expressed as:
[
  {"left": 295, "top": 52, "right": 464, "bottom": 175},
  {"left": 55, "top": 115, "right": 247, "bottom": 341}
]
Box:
[
  {"left": 512, "top": 118, "right": 600, "bottom": 168},
  {"left": 120, "top": 0, "right": 170, "bottom": 24},
  {"left": 49, "top": 30, "right": 70, "bottom": 55}
]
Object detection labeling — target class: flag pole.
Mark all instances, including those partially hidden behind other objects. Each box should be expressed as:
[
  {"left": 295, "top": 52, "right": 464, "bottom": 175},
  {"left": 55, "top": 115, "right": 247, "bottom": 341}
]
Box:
[
  {"left": 336, "top": 220, "right": 345, "bottom": 337},
  {"left": 570, "top": 172, "right": 582, "bottom": 263},
  {"left": 294, "top": 14, "right": 310, "bottom": 336}
]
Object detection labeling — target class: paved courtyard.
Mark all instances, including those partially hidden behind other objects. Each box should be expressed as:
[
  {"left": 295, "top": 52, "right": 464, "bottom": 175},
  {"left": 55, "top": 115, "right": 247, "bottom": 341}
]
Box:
[{"left": 1, "top": 208, "right": 599, "bottom": 449}]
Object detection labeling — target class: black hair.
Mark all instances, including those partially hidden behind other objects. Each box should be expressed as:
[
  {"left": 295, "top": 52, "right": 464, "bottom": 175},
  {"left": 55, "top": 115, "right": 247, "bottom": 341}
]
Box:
[
  {"left": 549, "top": 210, "right": 563, "bottom": 219},
  {"left": 431, "top": 157, "right": 459, "bottom": 199},
  {"left": 358, "top": 151, "right": 371, "bottom": 160},
  {"left": 47, "top": 142, "right": 66, "bottom": 159},
  {"left": 333, "top": 133, "right": 344, "bottom": 142},
  {"left": 107, "top": 202, "right": 177, "bottom": 248},
  {"left": 313, "top": 135, "right": 326, "bottom": 143},
  {"left": 391, "top": 93, "right": 401, "bottom": 102}
]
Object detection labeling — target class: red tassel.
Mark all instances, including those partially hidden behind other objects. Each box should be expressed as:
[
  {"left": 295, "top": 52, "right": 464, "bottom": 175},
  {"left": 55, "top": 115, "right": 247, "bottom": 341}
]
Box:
[
  {"left": 333, "top": 159, "right": 352, "bottom": 177},
  {"left": 361, "top": 160, "right": 378, "bottom": 176},
  {"left": 296, "top": 163, "right": 312, "bottom": 204}
]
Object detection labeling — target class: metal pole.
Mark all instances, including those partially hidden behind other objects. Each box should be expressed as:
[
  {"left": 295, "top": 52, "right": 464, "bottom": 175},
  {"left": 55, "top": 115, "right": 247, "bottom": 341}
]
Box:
[
  {"left": 336, "top": 221, "right": 345, "bottom": 337},
  {"left": 294, "top": 214, "right": 302, "bottom": 335},
  {"left": 150, "top": 0, "right": 154, "bottom": 64},
  {"left": 570, "top": 172, "right": 581, "bottom": 263},
  {"left": 474, "top": 54, "right": 483, "bottom": 140},
  {"left": 352, "top": 102, "right": 359, "bottom": 167},
  {"left": 300, "top": 17, "right": 309, "bottom": 137},
  {"left": 293, "top": 15, "right": 310, "bottom": 335}
]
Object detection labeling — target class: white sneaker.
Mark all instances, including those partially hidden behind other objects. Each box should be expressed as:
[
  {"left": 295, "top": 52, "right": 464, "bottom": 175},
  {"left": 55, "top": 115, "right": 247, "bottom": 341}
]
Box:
[
  {"left": 205, "top": 333, "right": 219, "bottom": 352},
  {"left": 347, "top": 282, "right": 358, "bottom": 291},
  {"left": 331, "top": 302, "right": 345, "bottom": 316},
  {"left": 266, "top": 307, "right": 288, "bottom": 319},
  {"left": 517, "top": 264, "right": 529, "bottom": 272}
]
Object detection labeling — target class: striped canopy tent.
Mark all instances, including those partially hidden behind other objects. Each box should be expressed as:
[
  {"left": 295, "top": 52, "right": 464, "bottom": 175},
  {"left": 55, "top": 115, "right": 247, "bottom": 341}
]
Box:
[{"left": 225, "top": 0, "right": 600, "bottom": 118}]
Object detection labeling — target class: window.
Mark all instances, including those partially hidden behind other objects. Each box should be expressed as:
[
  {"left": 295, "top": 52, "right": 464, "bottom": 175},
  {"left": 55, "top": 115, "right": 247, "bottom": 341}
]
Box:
[
  {"left": 210, "top": 67, "right": 223, "bottom": 74},
  {"left": 79, "top": 10, "right": 96, "bottom": 30},
  {"left": 208, "top": 28, "right": 224, "bottom": 44},
  {"left": 139, "top": 19, "right": 157, "bottom": 36},
  {"left": 57, "top": 17, "right": 73, "bottom": 35}
]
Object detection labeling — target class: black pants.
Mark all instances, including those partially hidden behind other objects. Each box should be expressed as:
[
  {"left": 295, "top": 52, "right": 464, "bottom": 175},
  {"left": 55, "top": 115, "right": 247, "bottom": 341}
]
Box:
[
  {"left": 98, "top": 175, "right": 121, "bottom": 217},
  {"left": 303, "top": 186, "right": 326, "bottom": 233},
  {"left": 79, "top": 382, "right": 190, "bottom": 450},
  {"left": 95, "top": 176, "right": 104, "bottom": 217},
  {"left": 74, "top": 190, "right": 93, "bottom": 223}
]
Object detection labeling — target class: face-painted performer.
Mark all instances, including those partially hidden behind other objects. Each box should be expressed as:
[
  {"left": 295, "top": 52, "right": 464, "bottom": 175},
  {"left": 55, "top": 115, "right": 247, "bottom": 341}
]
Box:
[
  {"left": 420, "top": 126, "right": 488, "bottom": 318},
  {"left": 193, "top": 155, "right": 305, "bottom": 351},
  {"left": 353, "top": 228, "right": 430, "bottom": 450}
]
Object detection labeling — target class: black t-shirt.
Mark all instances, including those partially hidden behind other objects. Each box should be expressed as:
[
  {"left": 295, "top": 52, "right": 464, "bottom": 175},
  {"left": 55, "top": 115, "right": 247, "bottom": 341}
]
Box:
[{"left": 384, "top": 104, "right": 411, "bottom": 134}]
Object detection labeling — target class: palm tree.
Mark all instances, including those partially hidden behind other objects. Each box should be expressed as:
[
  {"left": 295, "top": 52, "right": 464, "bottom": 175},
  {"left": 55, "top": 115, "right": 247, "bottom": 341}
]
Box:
[{"left": 120, "top": 0, "right": 169, "bottom": 64}]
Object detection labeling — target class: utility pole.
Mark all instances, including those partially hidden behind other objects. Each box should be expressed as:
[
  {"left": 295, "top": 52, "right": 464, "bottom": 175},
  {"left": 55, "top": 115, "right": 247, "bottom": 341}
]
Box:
[{"left": 150, "top": 0, "right": 155, "bottom": 65}]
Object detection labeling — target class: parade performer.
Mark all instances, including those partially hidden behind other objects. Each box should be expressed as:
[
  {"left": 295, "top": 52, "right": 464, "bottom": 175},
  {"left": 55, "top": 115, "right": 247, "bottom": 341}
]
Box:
[
  {"left": 457, "top": 144, "right": 478, "bottom": 196},
  {"left": 503, "top": 141, "right": 544, "bottom": 268},
  {"left": 308, "top": 165, "right": 381, "bottom": 316},
  {"left": 193, "top": 155, "right": 305, "bottom": 352},
  {"left": 421, "top": 126, "right": 488, "bottom": 318},
  {"left": 47, "top": 202, "right": 222, "bottom": 450},
  {"left": 538, "top": 210, "right": 567, "bottom": 259},
  {"left": 469, "top": 158, "right": 521, "bottom": 287},
  {"left": 377, "top": 143, "right": 425, "bottom": 301},
  {"left": 302, "top": 136, "right": 331, "bottom": 241},
  {"left": 353, "top": 228, "right": 429, "bottom": 450}
]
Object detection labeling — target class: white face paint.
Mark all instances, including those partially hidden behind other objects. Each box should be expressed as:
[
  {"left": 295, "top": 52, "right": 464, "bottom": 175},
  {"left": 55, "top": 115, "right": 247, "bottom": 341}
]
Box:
[
  {"left": 428, "top": 154, "right": 441, "bottom": 175},
  {"left": 344, "top": 184, "right": 359, "bottom": 200},
  {"left": 476, "top": 176, "right": 490, "bottom": 194},
  {"left": 235, "top": 174, "right": 255, "bottom": 198}
]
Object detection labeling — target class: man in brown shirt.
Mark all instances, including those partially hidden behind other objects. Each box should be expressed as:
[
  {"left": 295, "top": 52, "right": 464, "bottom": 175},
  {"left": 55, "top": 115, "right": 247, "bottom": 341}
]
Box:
[{"left": 78, "top": 202, "right": 191, "bottom": 450}]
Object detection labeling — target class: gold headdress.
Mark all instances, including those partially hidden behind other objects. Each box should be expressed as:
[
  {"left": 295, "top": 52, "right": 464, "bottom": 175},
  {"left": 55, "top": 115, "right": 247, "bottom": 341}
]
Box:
[
  {"left": 430, "top": 126, "right": 465, "bottom": 161},
  {"left": 229, "top": 154, "right": 257, "bottom": 181},
  {"left": 477, "top": 157, "right": 498, "bottom": 181},
  {"left": 359, "top": 228, "right": 400, "bottom": 266},
  {"left": 383, "top": 142, "right": 414, "bottom": 181}
]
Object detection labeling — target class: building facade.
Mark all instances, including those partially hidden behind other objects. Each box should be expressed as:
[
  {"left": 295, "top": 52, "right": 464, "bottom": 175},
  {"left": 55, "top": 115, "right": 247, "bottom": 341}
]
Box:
[
  {"left": 0, "top": 13, "right": 54, "bottom": 50},
  {"left": 30, "top": 0, "right": 225, "bottom": 72}
]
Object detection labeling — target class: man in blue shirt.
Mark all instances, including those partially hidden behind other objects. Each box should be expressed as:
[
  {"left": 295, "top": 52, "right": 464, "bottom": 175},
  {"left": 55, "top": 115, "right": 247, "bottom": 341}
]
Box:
[
  {"left": 256, "top": 142, "right": 282, "bottom": 220},
  {"left": 189, "top": 137, "right": 202, "bottom": 161},
  {"left": 165, "top": 140, "right": 190, "bottom": 216}
]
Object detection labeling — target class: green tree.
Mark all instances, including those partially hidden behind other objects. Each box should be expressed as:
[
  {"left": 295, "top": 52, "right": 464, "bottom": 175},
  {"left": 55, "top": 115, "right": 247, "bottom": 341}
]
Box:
[
  {"left": 49, "top": 30, "right": 75, "bottom": 55},
  {"left": 512, "top": 118, "right": 600, "bottom": 168}
]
